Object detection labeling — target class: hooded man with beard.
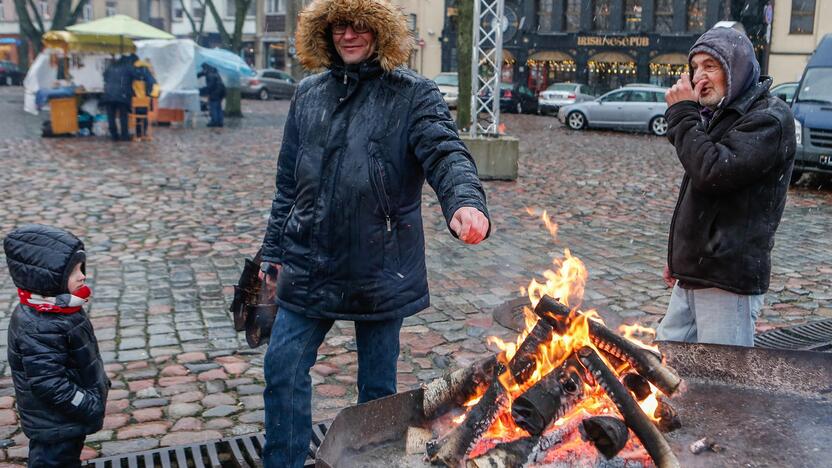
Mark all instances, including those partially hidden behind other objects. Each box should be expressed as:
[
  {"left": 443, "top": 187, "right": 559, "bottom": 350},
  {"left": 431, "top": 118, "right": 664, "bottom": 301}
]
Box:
[
  {"left": 658, "top": 27, "right": 796, "bottom": 346},
  {"left": 256, "top": 0, "right": 490, "bottom": 465}
]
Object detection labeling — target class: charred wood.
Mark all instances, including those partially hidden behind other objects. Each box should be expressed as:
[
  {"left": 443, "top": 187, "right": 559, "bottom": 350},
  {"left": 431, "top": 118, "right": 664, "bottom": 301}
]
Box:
[
  {"left": 654, "top": 396, "right": 682, "bottom": 433},
  {"left": 534, "top": 295, "right": 682, "bottom": 396},
  {"left": 577, "top": 346, "right": 680, "bottom": 468},
  {"left": 579, "top": 416, "right": 629, "bottom": 460},
  {"left": 465, "top": 436, "right": 539, "bottom": 468},
  {"left": 510, "top": 363, "right": 583, "bottom": 436},
  {"left": 427, "top": 320, "right": 555, "bottom": 467},
  {"left": 622, "top": 373, "right": 652, "bottom": 402},
  {"left": 423, "top": 355, "right": 498, "bottom": 419}
]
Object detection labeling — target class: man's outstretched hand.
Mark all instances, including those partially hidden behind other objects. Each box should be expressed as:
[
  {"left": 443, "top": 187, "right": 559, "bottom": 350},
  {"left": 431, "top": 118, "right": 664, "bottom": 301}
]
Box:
[{"left": 450, "top": 207, "right": 489, "bottom": 244}]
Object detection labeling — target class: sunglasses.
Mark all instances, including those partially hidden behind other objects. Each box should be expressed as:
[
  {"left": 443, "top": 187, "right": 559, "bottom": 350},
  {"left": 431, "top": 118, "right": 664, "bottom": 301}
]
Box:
[{"left": 332, "top": 21, "right": 371, "bottom": 35}]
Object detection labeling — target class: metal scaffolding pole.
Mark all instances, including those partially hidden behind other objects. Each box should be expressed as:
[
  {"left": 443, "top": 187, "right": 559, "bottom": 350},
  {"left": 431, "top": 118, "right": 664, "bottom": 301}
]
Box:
[{"left": 469, "top": 0, "right": 504, "bottom": 137}]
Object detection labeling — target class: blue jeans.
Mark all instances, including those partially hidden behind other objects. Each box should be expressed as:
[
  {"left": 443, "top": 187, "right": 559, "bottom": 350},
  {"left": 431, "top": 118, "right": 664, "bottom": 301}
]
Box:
[
  {"left": 656, "top": 284, "right": 763, "bottom": 346},
  {"left": 208, "top": 99, "right": 223, "bottom": 126},
  {"left": 262, "top": 308, "right": 403, "bottom": 468}
]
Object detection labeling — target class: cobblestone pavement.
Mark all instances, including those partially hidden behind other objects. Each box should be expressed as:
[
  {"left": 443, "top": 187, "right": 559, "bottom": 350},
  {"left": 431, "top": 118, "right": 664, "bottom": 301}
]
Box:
[{"left": 0, "top": 85, "right": 831, "bottom": 464}]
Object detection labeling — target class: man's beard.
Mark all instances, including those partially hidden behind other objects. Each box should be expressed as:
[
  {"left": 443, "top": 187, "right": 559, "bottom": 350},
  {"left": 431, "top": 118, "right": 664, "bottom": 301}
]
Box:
[{"left": 699, "top": 91, "right": 724, "bottom": 109}]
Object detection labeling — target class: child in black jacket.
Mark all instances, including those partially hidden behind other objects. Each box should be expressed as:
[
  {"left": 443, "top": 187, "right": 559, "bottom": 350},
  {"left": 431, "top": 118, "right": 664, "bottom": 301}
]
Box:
[{"left": 4, "top": 224, "right": 109, "bottom": 468}]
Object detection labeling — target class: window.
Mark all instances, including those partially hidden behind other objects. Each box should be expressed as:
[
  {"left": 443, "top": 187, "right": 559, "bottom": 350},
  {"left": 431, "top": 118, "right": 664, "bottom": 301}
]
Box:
[
  {"left": 83, "top": 3, "right": 93, "bottom": 20},
  {"left": 627, "top": 90, "right": 652, "bottom": 102},
  {"left": 0, "top": 0, "right": 5, "bottom": 21},
  {"left": 39, "top": 0, "right": 49, "bottom": 19},
  {"left": 652, "top": 91, "right": 666, "bottom": 102},
  {"left": 564, "top": 0, "right": 580, "bottom": 32},
  {"left": 407, "top": 13, "right": 417, "bottom": 32},
  {"left": 602, "top": 90, "right": 628, "bottom": 102},
  {"left": 655, "top": 0, "right": 672, "bottom": 33},
  {"left": 687, "top": 0, "right": 706, "bottom": 32},
  {"left": 106, "top": 0, "right": 117, "bottom": 16},
  {"left": 226, "top": 0, "right": 255, "bottom": 18},
  {"left": 193, "top": 2, "right": 205, "bottom": 20},
  {"left": 593, "top": 0, "right": 611, "bottom": 31},
  {"left": 624, "top": 0, "right": 642, "bottom": 32},
  {"left": 173, "top": 2, "right": 183, "bottom": 19},
  {"left": 790, "top": 0, "right": 815, "bottom": 34},
  {"left": 266, "top": 0, "right": 283, "bottom": 14}
]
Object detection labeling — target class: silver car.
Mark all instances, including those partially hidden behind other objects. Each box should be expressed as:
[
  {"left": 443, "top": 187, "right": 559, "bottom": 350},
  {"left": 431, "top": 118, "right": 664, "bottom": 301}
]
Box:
[
  {"left": 538, "top": 82, "right": 594, "bottom": 115},
  {"left": 243, "top": 68, "right": 297, "bottom": 100},
  {"left": 433, "top": 72, "right": 459, "bottom": 109},
  {"left": 557, "top": 86, "right": 670, "bottom": 136}
]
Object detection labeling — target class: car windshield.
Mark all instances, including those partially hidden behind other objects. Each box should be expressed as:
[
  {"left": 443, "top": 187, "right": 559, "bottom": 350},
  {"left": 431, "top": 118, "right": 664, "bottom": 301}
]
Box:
[
  {"left": 546, "top": 83, "right": 576, "bottom": 92},
  {"left": 795, "top": 68, "right": 832, "bottom": 104},
  {"left": 433, "top": 74, "right": 458, "bottom": 86}
]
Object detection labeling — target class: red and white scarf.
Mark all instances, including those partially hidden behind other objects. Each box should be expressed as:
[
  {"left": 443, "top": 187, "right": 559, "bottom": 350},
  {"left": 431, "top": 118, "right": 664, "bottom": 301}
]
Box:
[{"left": 18, "top": 285, "right": 92, "bottom": 314}]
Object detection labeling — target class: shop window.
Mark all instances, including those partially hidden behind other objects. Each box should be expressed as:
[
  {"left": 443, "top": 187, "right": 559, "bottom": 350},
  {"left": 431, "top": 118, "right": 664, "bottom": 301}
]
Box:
[
  {"left": 564, "top": 0, "right": 580, "bottom": 32},
  {"left": 687, "top": 0, "right": 706, "bottom": 32},
  {"left": 790, "top": 0, "right": 815, "bottom": 34},
  {"left": 593, "top": 0, "right": 611, "bottom": 31},
  {"left": 624, "top": 0, "right": 642, "bottom": 32},
  {"left": 655, "top": 0, "right": 672, "bottom": 33}
]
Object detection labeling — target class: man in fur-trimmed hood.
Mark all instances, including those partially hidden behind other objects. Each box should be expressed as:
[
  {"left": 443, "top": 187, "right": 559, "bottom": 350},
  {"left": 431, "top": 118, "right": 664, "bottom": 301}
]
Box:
[{"left": 257, "top": 0, "right": 491, "bottom": 465}]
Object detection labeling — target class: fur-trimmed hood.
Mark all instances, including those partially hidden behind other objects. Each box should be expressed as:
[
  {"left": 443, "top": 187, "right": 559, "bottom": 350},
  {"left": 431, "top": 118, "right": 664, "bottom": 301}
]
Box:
[{"left": 295, "top": 0, "right": 413, "bottom": 72}]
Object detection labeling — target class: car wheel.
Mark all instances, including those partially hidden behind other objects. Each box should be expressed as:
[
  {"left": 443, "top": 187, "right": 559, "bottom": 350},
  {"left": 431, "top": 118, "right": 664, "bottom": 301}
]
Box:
[
  {"left": 567, "top": 111, "right": 586, "bottom": 130},
  {"left": 650, "top": 116, "right": 669, "bottom": 136},
  {"left": 258, "top": 88, "right": 270, "bottom": 101}
]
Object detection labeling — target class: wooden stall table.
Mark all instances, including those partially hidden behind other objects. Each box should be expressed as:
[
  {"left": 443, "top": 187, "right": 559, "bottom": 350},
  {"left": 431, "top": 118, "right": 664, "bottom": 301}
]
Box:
[{"left": 49, "top": 96, "right": 79, "bottom": 135}]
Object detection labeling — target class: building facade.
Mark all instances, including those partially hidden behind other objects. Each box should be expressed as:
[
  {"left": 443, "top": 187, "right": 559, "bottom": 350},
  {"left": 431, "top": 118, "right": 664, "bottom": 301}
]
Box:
[
  {"left": 768, "top": 0, "right": 832, "bottom": 85},
  {"left": 441, "top": 0, "right": 769, "bottom": 95}
]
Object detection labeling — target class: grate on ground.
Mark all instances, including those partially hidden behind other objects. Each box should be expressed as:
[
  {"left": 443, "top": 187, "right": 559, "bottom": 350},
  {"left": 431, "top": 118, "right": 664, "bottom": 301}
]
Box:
[{"left": 755, "top": 319, "right": 832, "bottom": 352}]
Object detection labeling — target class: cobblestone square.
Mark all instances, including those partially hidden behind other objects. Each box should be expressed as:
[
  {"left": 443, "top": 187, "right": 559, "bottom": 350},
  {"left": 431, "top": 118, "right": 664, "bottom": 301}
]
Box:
[{"left": 0, "top": 85, "right": 830, "bottom": 464}]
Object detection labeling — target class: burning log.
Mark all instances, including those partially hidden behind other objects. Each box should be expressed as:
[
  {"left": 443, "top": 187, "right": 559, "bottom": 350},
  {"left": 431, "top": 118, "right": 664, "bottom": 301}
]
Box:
[
  {"left": 577, "top": 346, "right": 680, "bottom": 468},
  {"left": 579, "top": 416, "right": 629, "bottom": 459},
  {"left": 423, "top": 355, "right": 498, "bottom": 419},
  {"left": 465, "top": 436, "right": 538, "bottom": 468},
  {"left": 406, "top": 427, "right": 433, "bottom": 455},
  {"left": 622, "top": 372, "right": 652, "bottom": 402},
  {"left": 510, "top": 361, "right": 584, "bottom": 436},
  {"left": 535, "top": 295, "right": 682, "bottom": 396},
  {"left": 427, "top": 320, "right": 555, "bottom": 467},
  {"left": 654, "top": 396, "right": 682, "bottom": 433}
]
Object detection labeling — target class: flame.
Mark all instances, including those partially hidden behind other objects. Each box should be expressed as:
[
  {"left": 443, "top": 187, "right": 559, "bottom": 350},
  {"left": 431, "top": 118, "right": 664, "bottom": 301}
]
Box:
[{"left": 450, "top": 208, "right": 666, "bottom": 455}]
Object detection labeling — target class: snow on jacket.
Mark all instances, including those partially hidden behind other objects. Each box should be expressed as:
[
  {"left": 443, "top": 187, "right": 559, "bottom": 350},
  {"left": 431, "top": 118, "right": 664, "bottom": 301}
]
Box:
[
  {"left": 261, "top": 0, "right": 490, "bottom": 320},
  {"left": 4, "top": 225, "right": 108, "bottom": 441},
  {"left": 666, "top": 28, "right": 796, "bottom": 295}
]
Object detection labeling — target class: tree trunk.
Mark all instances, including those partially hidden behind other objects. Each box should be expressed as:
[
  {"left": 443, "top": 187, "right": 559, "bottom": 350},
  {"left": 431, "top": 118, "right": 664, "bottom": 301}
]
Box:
[
  {"left": 13, "top": 0, "right": 44, "bottom": 54},
  {"left": 286, "top": 0, "right": 302, "bottom": 80},
  {"left": 225, "top": 88, "right": 242, "bottom": 117},
  {"left": 455, "top": 0, "right": 472, "bottom": 132}
]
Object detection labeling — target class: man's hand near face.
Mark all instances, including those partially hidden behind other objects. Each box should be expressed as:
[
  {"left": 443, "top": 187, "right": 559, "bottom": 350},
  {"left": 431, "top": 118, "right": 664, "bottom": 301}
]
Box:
[{"left": 665, "top": 75, "right": 705, "bottom": 107}]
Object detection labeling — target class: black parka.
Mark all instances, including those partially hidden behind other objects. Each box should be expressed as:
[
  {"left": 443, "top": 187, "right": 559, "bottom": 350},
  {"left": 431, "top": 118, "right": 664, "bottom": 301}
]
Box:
[
  {"left": 666, "top": 78, "right": 795, "bottom": 295},
  {"left": 4, "top": 225, "right": 108, "bottom": 441},
  {"left": 261, "top": 62, "right": 489, "bottom": 320}
]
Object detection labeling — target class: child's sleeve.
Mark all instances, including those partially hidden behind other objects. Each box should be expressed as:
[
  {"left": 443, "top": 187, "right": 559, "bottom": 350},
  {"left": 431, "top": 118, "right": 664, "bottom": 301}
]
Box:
[{"left": 18, "top": 324, "right": 105, "bottom": 423}]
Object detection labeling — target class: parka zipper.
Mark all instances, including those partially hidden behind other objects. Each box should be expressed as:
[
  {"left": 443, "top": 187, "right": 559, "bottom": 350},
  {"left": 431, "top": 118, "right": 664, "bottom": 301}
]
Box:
[{"left": 370, "top": 157, "right": 393, "bottom": 232}]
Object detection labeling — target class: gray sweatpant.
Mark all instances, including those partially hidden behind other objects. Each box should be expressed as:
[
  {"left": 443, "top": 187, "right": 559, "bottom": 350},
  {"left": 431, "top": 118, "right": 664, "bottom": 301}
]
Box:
[{"left": 656, "top": 284, "right": 763, "bottom": 347}]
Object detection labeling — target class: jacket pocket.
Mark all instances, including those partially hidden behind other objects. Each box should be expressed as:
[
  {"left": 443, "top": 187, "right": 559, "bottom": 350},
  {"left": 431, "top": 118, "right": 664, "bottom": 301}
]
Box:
[
  {"left": 368, "top": 155, "right": 401, "bottom": 275},
  {"left": 293, "top": 144, "right": 305, "bottom": 182}
]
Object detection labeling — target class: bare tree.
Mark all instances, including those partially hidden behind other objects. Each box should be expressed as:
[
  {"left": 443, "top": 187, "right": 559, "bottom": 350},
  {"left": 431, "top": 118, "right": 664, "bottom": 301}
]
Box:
[
  {"left": 202, "top": 0, "right": 255, "bottom": 116},
  {"left": 13, "top": 0, "right": 91, "bottom": 55},
  {"left": 180, "top": 0, "right": 208, "bottom": 43}
]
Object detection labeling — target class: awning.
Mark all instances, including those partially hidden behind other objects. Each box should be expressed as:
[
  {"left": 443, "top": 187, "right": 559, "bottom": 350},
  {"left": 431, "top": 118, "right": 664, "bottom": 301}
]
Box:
[
  {"left": 588, "top": 52, "right": 635, "bottom": 63},
  {"left": 528, "top": 50, "right": 573, "bottom": 62},
  {"left": 0, "top": 38, "right": 19, "bottom": 45},
  {"left": 42, "top": 31, "right": 136, "bottom": 54},
  {"left": 68, "top": 14, "right": 174, "bottom": 40},
  {"left": 651, "top": 53, "right": 688, "bottom": 65}
]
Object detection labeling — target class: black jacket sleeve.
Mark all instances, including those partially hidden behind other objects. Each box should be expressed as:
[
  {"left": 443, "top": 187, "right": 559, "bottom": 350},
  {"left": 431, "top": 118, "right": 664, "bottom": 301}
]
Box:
[
  {"left": 18, "top": 322, "right": 105, "bottom": 424},
  {"left": 261, "top": 92, "right": 300, "bottom": 263},
  {"left": 666, "top": 101, "right": 785, "bottom": 194},
  {"left": 407, "top": 80, "right": 490, "bottom": 237}
]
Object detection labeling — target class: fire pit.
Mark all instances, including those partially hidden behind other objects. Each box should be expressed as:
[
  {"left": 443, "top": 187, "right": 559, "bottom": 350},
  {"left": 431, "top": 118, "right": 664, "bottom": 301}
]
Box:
[{"left": 317, "top": 339, "right": 832, "bottom": 467}]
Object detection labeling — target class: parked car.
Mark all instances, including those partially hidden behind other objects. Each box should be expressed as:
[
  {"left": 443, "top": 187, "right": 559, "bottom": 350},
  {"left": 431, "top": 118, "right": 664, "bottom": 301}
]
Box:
[
  {"left": 558, "top": 86, "right": 669, "bottom": 136},
  {"left": 433, "top": 72, "right": 459, "bottom": 109},
  {"left": 791, "top": 34, "right": 832, "bottom": 183},
  {"left": 771, "top": 81, "right": 798, "bottom": 104},
  {"left": 0, "top": 61, "right": 22, "bottom": 86},
  {"left": 243, "top": 68, "right": 297, "bottom": 100},
  {"left": 537, "top": 82, "right": 594, "bottom": 115}
]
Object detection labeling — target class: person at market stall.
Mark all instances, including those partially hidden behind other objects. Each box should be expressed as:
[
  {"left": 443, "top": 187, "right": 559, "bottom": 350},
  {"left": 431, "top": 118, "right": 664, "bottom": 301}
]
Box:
[
  {"left": 198, "top": 63, "right": 225, "bottom": 128},
  {"left": 657, "top": 26, "right": 796, "bottom": 347},
  {"left": 255, "top": 0, "right": 490, "bottom": 465},
  {"left": 129, "top": 53, "right": 159, "bottom": 139},
  {"left": 101, "top": 55, "right": 135, "bottom": 141}
]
